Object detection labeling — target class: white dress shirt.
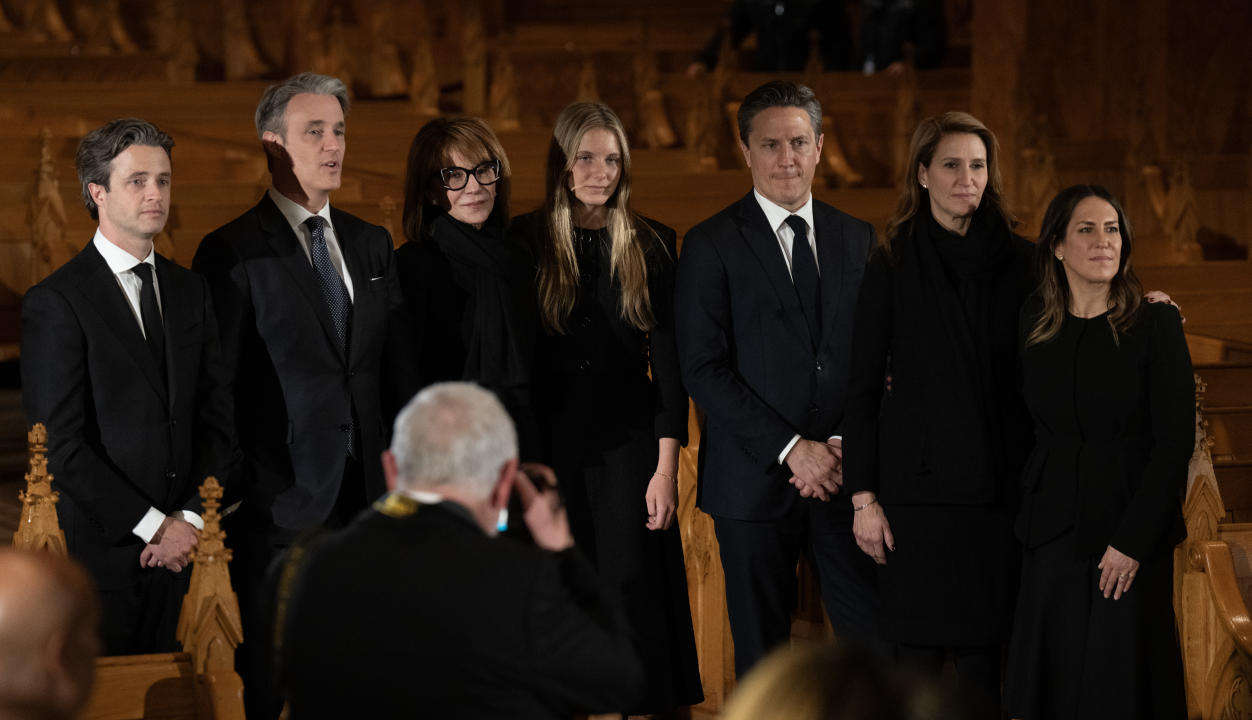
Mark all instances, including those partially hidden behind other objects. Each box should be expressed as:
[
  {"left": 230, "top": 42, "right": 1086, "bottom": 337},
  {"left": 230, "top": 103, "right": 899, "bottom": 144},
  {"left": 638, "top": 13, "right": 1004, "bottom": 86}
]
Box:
[
  {"left": 92, "top": 230, "right": 203, "bottom": 542},
  {"left": 267, "top": 187, "right": 355, "bottom": 301}
]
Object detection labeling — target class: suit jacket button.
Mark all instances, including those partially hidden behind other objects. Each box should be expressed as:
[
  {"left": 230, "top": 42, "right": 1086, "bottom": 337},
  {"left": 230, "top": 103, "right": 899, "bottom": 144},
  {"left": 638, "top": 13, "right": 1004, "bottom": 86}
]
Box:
[
  {"left": 165, "top": 471, "right": 176, "bottom": 480},
  {"left": 815, "top": 360, "right": 824, "bottom": 372},
  {"left": 808, "top": 404, "right": 819, "bottom": 413},
  {"left": 579, "top": 359, "right": 592, "bottom": 371},
  {"left": 170, "top": 418, "right": 178, "bottom": 426}
]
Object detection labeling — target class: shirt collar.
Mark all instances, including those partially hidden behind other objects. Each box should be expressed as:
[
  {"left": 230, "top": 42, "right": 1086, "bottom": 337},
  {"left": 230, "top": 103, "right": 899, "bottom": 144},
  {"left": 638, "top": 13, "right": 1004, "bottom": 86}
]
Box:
[
  {"left": 267, "top": 186, "right": 333, "bottom": 231},
  {"left": 753, "top": 189, "right": 815, "bottom": 235},
  {"left": 92, "top": 228, "right": 155, "bottom": 274}
]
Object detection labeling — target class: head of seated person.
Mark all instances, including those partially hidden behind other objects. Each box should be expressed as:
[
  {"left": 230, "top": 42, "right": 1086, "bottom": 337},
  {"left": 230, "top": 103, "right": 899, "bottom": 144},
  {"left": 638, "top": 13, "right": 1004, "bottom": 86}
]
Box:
[{"left": 0, "top": 549, "right": 100, "bottom": 720}]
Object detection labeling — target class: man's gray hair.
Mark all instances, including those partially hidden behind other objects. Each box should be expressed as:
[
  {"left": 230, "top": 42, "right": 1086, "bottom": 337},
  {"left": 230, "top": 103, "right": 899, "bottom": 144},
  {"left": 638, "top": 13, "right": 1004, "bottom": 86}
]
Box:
[
  {"left": 254, "top": 72, "right": 350, "bottom": 140},
  {"left": 75, "top": 118, "right": 173, "bottom": 220},
  {"left": 736, "top": 80, "right": 823, "bottom": 145},
  {"left": 390, "top": 382, "right": 518, "bottom": 498}
]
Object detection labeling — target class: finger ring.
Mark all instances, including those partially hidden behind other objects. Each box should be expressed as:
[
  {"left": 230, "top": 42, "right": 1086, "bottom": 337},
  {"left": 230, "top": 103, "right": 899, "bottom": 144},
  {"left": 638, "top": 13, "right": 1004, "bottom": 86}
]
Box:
[{"left": 1118, "top": 573, "right": 1127, "bottom": 579}]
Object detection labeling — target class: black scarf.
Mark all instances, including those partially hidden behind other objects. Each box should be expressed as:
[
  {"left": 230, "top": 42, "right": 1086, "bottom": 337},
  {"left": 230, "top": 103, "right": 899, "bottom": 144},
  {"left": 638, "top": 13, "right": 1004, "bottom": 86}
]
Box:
[
  {"left": 426, "top": 209, "right": 531, "bottom": 391},
  {"left": 911, "top": 205, "right": 1020, "bottom": 484}
]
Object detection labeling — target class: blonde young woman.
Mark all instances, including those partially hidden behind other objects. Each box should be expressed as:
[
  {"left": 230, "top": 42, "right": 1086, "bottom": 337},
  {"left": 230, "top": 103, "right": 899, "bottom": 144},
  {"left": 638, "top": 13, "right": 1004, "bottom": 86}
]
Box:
[{"left": 511, "top": 101, "right": 703, "bottom": 715}]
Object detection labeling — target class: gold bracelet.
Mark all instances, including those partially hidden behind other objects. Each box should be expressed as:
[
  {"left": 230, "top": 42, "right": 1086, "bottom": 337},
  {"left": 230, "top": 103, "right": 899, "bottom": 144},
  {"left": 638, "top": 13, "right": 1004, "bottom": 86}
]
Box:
[
  {"left": 853, "top": 498, "right": 878, "bottom": 512},
  {"left": 653, "top": 471, "right": 675, "bottom": 482}
]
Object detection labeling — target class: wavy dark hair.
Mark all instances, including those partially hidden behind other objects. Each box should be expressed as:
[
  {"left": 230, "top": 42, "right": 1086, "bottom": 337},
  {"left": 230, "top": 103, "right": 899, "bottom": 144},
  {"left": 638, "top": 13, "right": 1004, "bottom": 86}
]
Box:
[
  {"left": 882, "top": 111, "right": 1015, "bottom": 256},
  {"left": 1026, "top": 184, "right": 1142, "bottom": 347}
]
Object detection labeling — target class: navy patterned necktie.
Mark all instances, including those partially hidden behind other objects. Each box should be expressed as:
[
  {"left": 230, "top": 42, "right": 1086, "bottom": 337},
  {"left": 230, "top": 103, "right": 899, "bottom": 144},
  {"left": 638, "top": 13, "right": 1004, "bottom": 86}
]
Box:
[
  {"left": 131, "top": 263, "right": 166, "bottom": 380},
  {"left": 785, "top": 214, "right": 821, "bottom": 343},
  {"left": 305, "top": 215, "right": 356, "bottom": 456},
  {"left": 305, "top": 216, "right": 352, "bottom": 350}
]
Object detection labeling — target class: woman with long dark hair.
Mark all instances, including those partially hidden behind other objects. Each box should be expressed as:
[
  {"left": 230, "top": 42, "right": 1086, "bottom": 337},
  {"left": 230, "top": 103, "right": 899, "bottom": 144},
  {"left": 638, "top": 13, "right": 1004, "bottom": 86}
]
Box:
[
  {"left": 512, "top": 101, "right": 703, "bottom": 716},
  {"left": 1004, "top": 185, "right": 1191, "bottom": 719}
]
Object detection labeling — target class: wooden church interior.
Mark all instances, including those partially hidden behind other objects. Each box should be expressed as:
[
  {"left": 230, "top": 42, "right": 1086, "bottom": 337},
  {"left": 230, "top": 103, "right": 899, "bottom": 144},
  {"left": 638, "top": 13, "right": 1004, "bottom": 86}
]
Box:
[{"left": 0, "top": 0, "right": 1250, "bottom": 716}]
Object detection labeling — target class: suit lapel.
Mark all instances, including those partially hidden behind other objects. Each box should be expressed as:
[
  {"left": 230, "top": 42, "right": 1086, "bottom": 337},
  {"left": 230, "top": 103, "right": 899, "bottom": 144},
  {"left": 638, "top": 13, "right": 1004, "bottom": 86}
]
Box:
[
  {"left": 332, "top": 207, "right": 369, "bottom": 366},
  {"left": 79, "top": 244, "right": 169, "bottom": 404},
  {"left": 256, "top": 195, "right": 346, "bottom": 361},
  {"left": 155, "top": 256, "right": 185, "bottom": 414},
  {"left": 814, "top": 203, "right": 847, "bottom": 347},
  {"left": 733, "top": 194, "right": 813, "bottom": 348}
]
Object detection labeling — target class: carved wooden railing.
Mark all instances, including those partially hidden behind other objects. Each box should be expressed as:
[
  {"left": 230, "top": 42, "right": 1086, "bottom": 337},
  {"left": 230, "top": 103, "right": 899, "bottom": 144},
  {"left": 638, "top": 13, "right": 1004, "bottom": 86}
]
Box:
[
  {"left": 15, "top": 426, "right": 245, "bottom": 719},
  {"left": 1177, "top": 373, "right": 1252, "bottom": 718}
]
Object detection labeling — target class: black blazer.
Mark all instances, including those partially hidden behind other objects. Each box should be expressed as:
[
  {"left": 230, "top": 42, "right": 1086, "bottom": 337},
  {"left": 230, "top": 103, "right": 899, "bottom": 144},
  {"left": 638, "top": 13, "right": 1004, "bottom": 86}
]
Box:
[
  {"left": 192, "top": 195, "right": 402, "bottom": 532},
  {"left": 1017, "top": 299, "right": 1193, "bottom": 559},
  {"left": 281, "top": 497, "right": 646, "bottom": 719},
  {"left": 21, "top": 243, "right": 235, "bottom": 589},
  {"left": 675, "top": 192, "right": 874, "bottom": 521}
]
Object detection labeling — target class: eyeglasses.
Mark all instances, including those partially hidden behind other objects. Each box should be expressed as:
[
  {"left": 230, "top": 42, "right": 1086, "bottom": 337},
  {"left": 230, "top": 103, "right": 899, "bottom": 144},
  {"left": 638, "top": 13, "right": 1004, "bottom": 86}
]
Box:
[{"left": 439, "top": 160, "right": 501, "bottom": 191}]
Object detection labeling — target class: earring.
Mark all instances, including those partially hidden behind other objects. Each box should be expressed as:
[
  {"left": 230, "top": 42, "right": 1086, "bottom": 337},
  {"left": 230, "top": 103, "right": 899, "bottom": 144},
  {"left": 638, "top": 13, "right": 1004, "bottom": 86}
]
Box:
[
  {"left": 921, "top": 183, "right": 928, "bottom": 189},
  {"left": 1055, "top": 253, "right": 1064, "bottom": 261}
]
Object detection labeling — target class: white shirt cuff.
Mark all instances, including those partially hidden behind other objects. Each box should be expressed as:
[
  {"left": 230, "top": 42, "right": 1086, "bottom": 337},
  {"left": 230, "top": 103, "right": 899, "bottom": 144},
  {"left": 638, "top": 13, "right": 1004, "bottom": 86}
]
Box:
[
  {"left": 179, "top": 511, "right": 204, "bottom": 531},
  {"left": 132, "top": 506, "right": 167, "bottom": 543},
  {"left": 778, "top": 434, "right": 802, "bottom": 465}
]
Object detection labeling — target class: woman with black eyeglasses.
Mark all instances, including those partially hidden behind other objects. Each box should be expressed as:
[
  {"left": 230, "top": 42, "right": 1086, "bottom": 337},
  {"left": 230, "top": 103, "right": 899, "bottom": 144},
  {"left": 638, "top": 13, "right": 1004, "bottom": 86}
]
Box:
[
  {"left": 394, "top": 116, "right": 537, "bottom": 451},
  {"left": 510, "top": 101, "right": 703, "bottom": 716}
]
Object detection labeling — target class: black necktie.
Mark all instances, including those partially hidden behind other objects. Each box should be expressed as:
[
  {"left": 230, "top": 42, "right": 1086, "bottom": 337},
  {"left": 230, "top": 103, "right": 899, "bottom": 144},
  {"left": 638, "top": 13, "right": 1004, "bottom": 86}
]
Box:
[
  {"left": 131, "top": 263, "right": 166, "bottom": 379},
  {"left": 785, "top": 214, "right": 821, "bottom": 343},
  {"left": 305, "top": 215, "right": 356, "bottom": 456}
]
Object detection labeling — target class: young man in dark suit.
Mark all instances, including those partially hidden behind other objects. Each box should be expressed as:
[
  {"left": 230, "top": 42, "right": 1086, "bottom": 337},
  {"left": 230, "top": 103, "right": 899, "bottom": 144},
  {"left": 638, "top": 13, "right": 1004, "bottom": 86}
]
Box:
[
  {"left": 21, "top": 118, "right": 235, "bottom": 655},
  {"left": 675, "top": 81, "right": 883, "bottom": 675},
  {"left": 191, "top": 72, "right": 403, "bottom": 716},
  {"left": 280, "top": 382, "right": 645, "bottom": 718}
]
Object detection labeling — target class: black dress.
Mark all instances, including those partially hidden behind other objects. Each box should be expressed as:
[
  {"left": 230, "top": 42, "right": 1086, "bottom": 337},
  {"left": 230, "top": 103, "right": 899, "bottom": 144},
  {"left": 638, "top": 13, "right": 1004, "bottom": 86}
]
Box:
[
  {"left": 393, "top": 208, "right": 537, "bottom": 452},
  {"left": 1004, "top": 299, "right": 1192, "bottom": 719},
  {"left": 512, "top": 211, "right": 703, "bottom": 712},
  {"left": 843, "top": 208, "right": 1034, "bottom": 650}
]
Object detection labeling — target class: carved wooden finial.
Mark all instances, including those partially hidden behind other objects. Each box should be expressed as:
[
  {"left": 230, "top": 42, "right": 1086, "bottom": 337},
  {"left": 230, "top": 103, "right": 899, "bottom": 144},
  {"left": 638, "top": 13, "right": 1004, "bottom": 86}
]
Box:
[
  {"left": 488, "top": 45, "right": 520, "bottom": 132},
  {"left": 28, "top": 127, "right": 67, "bottom": 287},
  {"left": 177, "top": 476, "right": 243, "bottom": 674},
  {"left": 13, "top": 423, "right": 68, "bottom": 556}
]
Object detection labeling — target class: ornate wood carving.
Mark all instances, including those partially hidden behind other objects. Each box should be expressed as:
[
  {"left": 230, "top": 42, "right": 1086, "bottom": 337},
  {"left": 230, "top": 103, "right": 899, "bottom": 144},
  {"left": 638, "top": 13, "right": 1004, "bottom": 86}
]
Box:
[
  {"left": 1017, "top": 114, "right": 1060, "bottom": 238},
  {"left": 222, "top": 0, "right": 268, "bottom": 80},
  {"left": 576, "top": 56, "right": 598, "bottom": 103},
  {"left": 633, "top": 26, "right": 676, "bottom": 149},
  {"left": 363, "top": 6, "right": 407, "bottom": 98},
  {"left": 378, "top": 196, "right": 397, "bottom": 242},
  {"left": 488, "top": 45, "right": 520, "bottom": 132},
  {"left": 27, "top": 127, "right": 67, "bottom": 288},
  {"left": 821, "top": 116, "right": 863, "bottom": 188},
  {"left": 23, "top": 0, "right": 73, "bottom": 43},
  {"left": 176, "top": 477, "right": 243, "bottom": 675},
  {"left": 408, "top": 2, "right": 440, "bottom": 116},
  {"left": 1143, "top": 160, "right": 1205, "bottom": 262},
  {"left": 13, "top": 423, "right": 68, "bottom": 556},
  {"left": 891, "top": 62, "right": 921, "bottom": 186},
  {"left": 461, "top": 0, "right": 487, "bottom": 115}
]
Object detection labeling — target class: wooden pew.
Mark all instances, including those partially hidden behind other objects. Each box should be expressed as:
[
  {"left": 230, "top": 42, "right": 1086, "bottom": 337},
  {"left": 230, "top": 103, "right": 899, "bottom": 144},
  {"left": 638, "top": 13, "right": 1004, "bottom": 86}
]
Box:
[{"left": 14, "top": 423, "right": 244, "bottom": 720}]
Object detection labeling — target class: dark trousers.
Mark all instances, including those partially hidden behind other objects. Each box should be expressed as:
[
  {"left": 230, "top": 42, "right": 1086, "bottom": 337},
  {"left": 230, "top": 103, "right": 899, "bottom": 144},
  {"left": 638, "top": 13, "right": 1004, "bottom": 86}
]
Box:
[
  {"left": 231, "top": 455, "right": 367, "bottom": 720},
  {"left": 713, "top": 499, "right": 884, "bottom": 677},
  {"left": 99, "top": 564, "right": 191, "bottom": 655}
]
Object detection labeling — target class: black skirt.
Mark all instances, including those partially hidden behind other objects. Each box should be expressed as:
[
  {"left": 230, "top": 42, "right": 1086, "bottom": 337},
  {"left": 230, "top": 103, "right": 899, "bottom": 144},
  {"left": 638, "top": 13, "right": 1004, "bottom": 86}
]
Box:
[
  {"left": 1003, "top": 528, "right": 1185, "bottom": 719},
  {"left": 877, "top": 503, "right": 1018, "bottom": 647}
]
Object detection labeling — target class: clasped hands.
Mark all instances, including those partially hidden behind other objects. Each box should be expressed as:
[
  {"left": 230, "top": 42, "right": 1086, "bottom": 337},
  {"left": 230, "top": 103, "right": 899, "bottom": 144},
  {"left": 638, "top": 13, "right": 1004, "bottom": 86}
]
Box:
[
  {"left": 139, "top": 516, "right": 199, "bottom": 572},
  {"left": 785, "top": 437, "right": 843, "bottom": 502}
]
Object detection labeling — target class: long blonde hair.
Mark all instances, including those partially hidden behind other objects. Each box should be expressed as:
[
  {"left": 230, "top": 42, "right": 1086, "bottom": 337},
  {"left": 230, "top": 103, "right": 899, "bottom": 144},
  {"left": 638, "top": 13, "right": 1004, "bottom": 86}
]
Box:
[
  {"left": 1026, "top": 184, "right": 1142, "bottom": 347},
  {"left": 533, "top": 102, "right": 660, "bottom": 334},
  {"left": 883, "top": 111, "right": 1015, "bottom": 256}
]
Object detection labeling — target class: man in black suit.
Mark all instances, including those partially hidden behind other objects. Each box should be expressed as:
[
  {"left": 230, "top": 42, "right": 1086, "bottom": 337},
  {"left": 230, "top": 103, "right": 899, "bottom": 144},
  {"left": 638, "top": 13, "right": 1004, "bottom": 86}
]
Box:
[
  {"left": 21, "top": 118, "right": 235, "bottom": 654},
  {"left": 279, "top": 382, "right": 645, "bottom": 718},
  {"left": 191, "top": 73, "right": 402, "bottom": 715},
  {"left": 675, "top": 81, "right": 882, "bottom": 675}
]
